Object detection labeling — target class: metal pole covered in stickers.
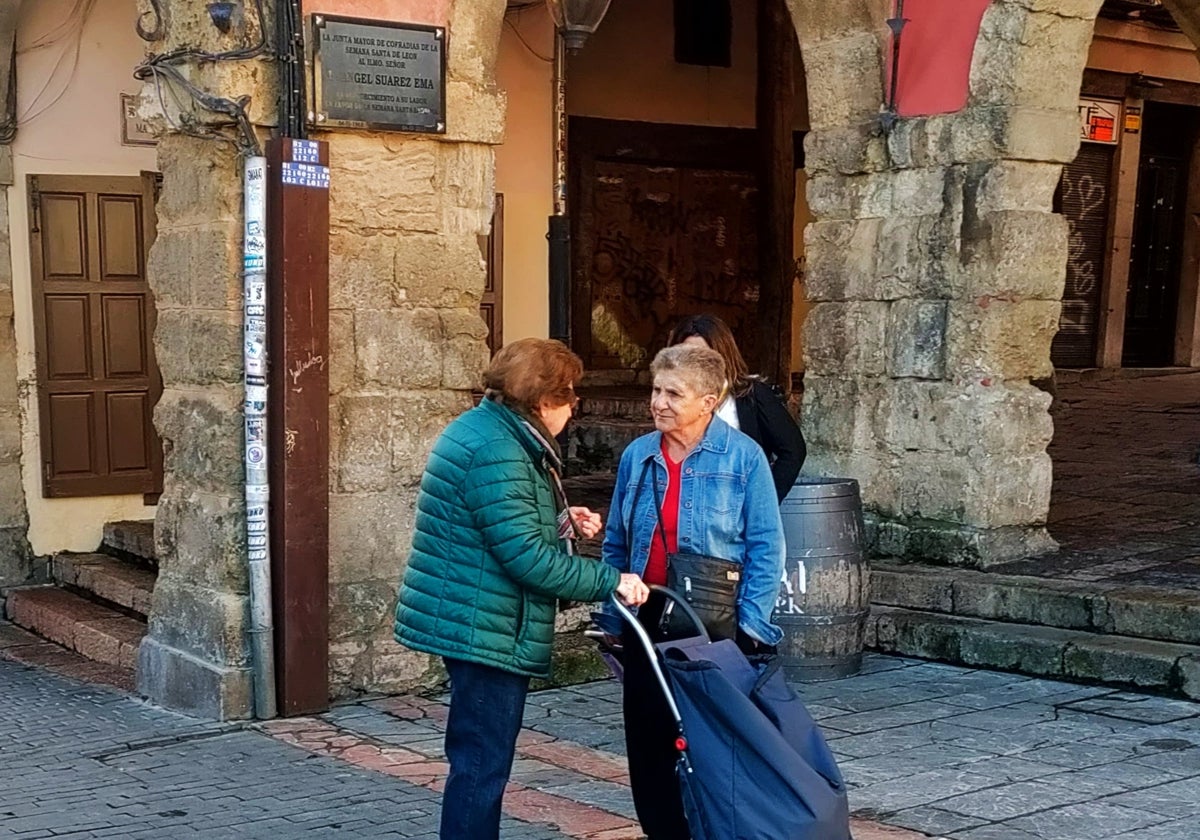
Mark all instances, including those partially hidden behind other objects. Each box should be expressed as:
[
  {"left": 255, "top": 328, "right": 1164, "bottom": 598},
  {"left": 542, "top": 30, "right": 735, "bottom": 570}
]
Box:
[{"left": 243, "top": 155, "right": 278, "bottom": 719}]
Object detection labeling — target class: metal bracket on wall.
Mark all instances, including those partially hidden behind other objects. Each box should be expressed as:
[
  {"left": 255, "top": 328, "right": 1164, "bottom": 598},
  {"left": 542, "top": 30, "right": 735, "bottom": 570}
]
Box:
[{"left": 28, "top": 175, "right": 39, "bottom": 233}]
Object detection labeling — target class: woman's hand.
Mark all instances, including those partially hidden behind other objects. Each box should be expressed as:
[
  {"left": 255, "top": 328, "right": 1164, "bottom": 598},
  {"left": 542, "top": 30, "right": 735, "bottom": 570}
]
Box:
[
  {"left": 569, "top": 506, "right": 603, "bottom": 539},
  {"left": 615, "top": 573, "right": 650, "bottom": 606}
]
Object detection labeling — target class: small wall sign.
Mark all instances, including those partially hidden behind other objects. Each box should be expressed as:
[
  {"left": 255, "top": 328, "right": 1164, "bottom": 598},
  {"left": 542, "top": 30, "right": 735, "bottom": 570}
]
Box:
[
  {"left": 1124, "top": 106, "right": 1142, "bottom": 135},
  {"left": 1079, "top": 97, "right": 1120, "bottom": 145},
  {"left": 309, "top": 15, "right": 446, "bottom": 134},
  {"left": 120, "top": 93, "right": 157, "bottom": 146}
]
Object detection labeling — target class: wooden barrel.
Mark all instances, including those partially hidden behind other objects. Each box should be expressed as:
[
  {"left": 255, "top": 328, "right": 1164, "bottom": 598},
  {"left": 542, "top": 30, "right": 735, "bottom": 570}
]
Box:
[{"left": 774, "top": 478, "right": 870, "bottom": 681}]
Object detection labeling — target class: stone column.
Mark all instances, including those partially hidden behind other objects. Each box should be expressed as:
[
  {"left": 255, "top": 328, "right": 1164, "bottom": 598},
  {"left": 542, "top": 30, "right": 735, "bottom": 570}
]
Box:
[
  {"left": 325, "top": 2, "right": 507, "bottom": 696},
  {"left": 793, "top": 0, "right": 1101, "bottom": 567},
  {"left": 0, "top": 145, "right": 34, "bottom": 605},
  {"left": 135, "top": 6, "right": 277, "bottom": 718},
  {"left": 138, "top": 134, "right": 259, "bottom": 719}
]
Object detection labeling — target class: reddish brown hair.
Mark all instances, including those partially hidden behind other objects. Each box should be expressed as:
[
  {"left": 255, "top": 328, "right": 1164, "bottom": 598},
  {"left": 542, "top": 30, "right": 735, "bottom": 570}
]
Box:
[
  {"left": 483, "top": 338, "right": 582, "bottom": 414},
  {"left": 667, "top": 314, "right": 752, "bottom": 397}
]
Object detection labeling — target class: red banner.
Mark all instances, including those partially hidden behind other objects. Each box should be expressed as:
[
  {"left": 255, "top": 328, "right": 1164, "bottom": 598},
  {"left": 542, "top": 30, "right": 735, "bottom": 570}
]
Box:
[{"left": 888, "top": 0, "right": 992, "bottom": 118}]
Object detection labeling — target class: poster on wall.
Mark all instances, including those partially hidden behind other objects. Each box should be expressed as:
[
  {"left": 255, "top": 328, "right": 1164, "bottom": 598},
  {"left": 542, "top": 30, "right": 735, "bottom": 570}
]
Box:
[
  {"left": 120, "top": 93, "right": 157, "bottom": 146},
  {"left": 309, "top": 15, "right": 446, "bottom": 133},
  {"left": 1079, "top": 98, "right": 1120, "bottom": 145}
]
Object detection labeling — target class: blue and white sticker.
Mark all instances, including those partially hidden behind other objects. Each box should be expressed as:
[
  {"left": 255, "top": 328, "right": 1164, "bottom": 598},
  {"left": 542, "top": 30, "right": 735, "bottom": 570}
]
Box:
[
  {"left": 292, "top": 140, "right": 320, "bottom": 163},
  {"left": 281, "top": 162, "right": 330, "bottom": 189}
]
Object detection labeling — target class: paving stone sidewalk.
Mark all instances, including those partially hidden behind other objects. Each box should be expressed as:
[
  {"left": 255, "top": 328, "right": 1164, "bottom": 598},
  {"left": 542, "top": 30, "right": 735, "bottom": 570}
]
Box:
[
  {"left": 5, "top": 638, "right": 1200, "bottom": 840},
  {"left": 997, "top": 372, "right": 1200, "bottom": 588}
]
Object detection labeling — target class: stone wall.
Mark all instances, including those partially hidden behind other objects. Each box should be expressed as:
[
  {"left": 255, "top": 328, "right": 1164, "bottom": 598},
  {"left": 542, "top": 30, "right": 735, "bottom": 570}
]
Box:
[
  {"left": 136, "top": 1, "right": 276, "bottom": 718},
  {"left": 139, "top": 133, "right": 257, "bottom": 719},
  {"left": 791, "top": 0, "right": 1102, "bottom": 566},
  {"left": 0, "top": 145, "right": 34, "bottom": 606},
  {"left": 323, "top": 1, "right": 506, "bottom": 697},
  {"left": 138, "top": 0, "right": 508, "bottom": 714}
]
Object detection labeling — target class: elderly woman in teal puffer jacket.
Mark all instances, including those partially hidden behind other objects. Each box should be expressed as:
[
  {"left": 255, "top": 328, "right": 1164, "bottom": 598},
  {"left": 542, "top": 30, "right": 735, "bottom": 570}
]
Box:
[{"left": 395, "top": 337, "right": 649, "bottom": 840}]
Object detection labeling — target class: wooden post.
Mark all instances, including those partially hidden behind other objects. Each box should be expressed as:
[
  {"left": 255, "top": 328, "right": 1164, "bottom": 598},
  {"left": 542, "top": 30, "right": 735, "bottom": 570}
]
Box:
[
  {"left": 267, "top": 137, "right": 331, "bottom": 716},
  {"left": 756, "top": 0, "right": 796, "bottom": 388},
  {"left": 1096, "top": 96, "right": 1143, "bottom": 368}
]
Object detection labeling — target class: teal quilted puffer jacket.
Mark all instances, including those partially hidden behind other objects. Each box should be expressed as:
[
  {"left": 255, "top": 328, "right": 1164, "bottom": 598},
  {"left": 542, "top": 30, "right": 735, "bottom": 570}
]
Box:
[{"left": 395, "top": 397, "right": 620, "bottom": 678}]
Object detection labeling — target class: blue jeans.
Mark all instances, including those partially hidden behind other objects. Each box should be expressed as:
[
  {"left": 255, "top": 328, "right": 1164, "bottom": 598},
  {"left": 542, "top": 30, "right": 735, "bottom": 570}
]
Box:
[{"left": 440, "top": 657, "right": 530, "bottom": 840}]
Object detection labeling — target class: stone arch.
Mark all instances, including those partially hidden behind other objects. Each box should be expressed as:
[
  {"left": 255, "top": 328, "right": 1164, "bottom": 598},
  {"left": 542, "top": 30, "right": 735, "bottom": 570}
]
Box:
[{"left": 787, "top": 0, "right": 1109, "bottom": 567}]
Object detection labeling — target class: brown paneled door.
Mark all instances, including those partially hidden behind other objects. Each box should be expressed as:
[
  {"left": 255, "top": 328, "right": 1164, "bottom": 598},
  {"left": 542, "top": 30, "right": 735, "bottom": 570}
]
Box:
[
  {"left": 480, "top": 193, "right": 503, "bottom": 356},
  {"left": 28, "top": 174, "right": 163, "bottom": 498}
]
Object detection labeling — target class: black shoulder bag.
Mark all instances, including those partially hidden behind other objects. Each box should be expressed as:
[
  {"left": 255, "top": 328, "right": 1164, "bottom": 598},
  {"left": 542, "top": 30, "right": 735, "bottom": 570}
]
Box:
[{"left": 629, "top": 459, "right": 743, "bottom": 641}]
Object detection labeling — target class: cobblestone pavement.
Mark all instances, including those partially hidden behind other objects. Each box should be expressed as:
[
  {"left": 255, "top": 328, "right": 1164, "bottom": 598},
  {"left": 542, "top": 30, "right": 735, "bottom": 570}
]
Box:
[
  {"left": 996, "top": 371, "right": 1200, "bottom": 588},
  {"left": 4, "top": 645, "right": 1200, "bottom": 839}
]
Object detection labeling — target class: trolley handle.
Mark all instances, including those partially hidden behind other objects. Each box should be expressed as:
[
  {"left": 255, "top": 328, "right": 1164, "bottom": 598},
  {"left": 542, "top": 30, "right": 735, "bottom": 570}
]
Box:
[{"left": 608, "top": 585, "right": 711, "bottom": 729}]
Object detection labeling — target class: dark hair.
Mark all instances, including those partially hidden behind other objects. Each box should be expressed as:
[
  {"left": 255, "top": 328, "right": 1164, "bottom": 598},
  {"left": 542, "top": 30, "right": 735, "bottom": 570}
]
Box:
[
  {"left": 483, "top": 338, "right": 582, "bottom": 414},
  {"left": 667, "top": 314, "right": 751, "bottom": 397}
]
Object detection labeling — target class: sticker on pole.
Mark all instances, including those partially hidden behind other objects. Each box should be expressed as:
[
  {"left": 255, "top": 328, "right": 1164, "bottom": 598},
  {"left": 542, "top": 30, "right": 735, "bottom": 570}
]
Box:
[{"left": 246, "top": 442, "right": 267, "bottom": 466}]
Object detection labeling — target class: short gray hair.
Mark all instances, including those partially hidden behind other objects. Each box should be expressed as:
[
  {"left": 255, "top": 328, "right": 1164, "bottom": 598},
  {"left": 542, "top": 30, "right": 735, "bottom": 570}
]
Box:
[{"left": 650, "top": 344, "right": 725, "bottom": 399}]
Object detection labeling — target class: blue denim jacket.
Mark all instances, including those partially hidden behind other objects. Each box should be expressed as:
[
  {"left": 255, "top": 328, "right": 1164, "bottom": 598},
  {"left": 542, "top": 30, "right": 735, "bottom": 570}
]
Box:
[{"left": 601, "top": 417, "right": 785, "bottom": 645}]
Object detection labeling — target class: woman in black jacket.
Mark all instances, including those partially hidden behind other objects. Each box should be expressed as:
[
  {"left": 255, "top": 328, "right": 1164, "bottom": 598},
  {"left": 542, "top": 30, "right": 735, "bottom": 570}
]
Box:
[{"left": 667, "top": 314, "right": 806, "bottom": 502}]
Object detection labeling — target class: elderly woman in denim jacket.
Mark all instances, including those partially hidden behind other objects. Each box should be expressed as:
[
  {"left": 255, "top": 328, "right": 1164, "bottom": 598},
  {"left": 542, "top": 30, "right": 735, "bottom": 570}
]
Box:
[{"left": 601, "top": 343, "right": 785, "bottom": 840}]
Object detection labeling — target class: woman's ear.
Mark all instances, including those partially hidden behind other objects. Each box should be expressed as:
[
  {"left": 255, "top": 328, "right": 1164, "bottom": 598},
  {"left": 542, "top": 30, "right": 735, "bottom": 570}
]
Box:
[{"left": 701, "top": 393, "right": 719, "bottom": 414}]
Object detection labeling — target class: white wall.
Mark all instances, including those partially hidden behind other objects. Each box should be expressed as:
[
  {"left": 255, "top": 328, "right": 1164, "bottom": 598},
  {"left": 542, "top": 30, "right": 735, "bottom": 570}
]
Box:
[{"left": 9, "top": 0, "right": 157, "bottom": 555}]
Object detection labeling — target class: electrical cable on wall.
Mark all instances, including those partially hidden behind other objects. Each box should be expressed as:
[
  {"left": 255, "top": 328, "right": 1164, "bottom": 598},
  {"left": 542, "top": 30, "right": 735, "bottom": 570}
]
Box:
[
  {"left": 276, "top": 0, "right": 307, "bottom": 139},
  {"left": 132, "top": 0, "right": 270, "bottom": 156},
  {"left": 131, "top": 0, "right": 284, "bottom": 720},
  {"left": 15, "top": 0, "right": 97, "bottom": 126},
  {"left": 504, "top": 16, "right": 553, "bottom": 63},
  {"left": 22, "top": 0, "right": 94, "bottom": 52}
]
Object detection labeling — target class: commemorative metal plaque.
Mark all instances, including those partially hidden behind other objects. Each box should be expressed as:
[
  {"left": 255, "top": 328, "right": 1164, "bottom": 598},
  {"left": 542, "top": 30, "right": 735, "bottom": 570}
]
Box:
[{"left": 311, "top": 15, "right": 446, "bottom": 134}]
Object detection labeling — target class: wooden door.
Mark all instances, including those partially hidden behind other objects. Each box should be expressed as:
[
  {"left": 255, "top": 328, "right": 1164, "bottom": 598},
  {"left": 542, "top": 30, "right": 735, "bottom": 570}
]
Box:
[
  {"left": 28, "top": 174, "right": 163, "bottom": 498},
  {"left": 569, "top": 118, "right": 803, "bottom": 374},
  {"left": 480, "top": 194, "right": 503, "bottom": 355},
  {"left": 1124, "top": 154, "right": 1186, "bottom": 367}
]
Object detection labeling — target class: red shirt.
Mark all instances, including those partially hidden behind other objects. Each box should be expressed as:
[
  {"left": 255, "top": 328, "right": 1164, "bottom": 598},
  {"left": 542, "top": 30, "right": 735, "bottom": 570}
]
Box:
[{"left": 644, "top": 439, "right": 681, "bottom": 586}]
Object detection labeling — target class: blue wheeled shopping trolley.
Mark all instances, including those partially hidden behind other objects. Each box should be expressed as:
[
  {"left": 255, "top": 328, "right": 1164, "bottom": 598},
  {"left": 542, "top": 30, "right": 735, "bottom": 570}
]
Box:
[{"left": 609, "top": 586, "right": 851, "bottom": 840}]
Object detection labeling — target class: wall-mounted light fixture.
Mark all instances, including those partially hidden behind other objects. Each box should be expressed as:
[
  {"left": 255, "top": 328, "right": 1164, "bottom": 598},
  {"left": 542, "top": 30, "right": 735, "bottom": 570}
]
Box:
[
  {"left": 544, "top": 0, "right": 613, "bottom": 52},
  {"left": 207, "top": 1, "right": 239, "bottom": 34}
]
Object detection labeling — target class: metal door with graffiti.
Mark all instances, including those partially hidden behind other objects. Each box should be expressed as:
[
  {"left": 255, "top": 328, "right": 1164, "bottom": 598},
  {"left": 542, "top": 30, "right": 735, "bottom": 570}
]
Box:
[{"left": 1052, "top": 143, "right": 1113, "bottom": 368}]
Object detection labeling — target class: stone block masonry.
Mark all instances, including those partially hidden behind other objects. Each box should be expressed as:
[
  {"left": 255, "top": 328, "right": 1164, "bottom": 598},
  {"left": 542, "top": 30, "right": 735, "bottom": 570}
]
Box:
[
  {"left": 0, "top": 146, "right": 33, "bottom": 608},
  {"left": 793, "top": 0, "right": 1107, "bottom": 567},
  {"left": 138, "top": 1, "right": 511, "bottom": 715}
]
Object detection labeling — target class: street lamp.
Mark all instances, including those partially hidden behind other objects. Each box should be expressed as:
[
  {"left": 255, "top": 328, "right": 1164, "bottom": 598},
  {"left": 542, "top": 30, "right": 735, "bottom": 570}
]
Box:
[
  {"left": 544, "top": 0, "right": 612, "bottom": 343},
  {"left": 544, "top": 0, "right": 613, "bottom": 52}
]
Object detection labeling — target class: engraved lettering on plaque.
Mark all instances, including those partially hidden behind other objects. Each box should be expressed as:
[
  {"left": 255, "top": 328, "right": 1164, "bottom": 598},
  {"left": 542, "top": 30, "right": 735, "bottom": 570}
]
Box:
[{"left": 310, "top": 15, "right": 446, "bottom": 134}]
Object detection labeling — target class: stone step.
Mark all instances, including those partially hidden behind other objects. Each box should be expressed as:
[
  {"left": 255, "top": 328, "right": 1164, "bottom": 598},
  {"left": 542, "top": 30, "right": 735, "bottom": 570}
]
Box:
[
  {"left": 101, "top": 520, "right": 156, "bottom": 565},
  {"left": 871, "top": 561, "right": 1200, "bottom": 646},
  {"left": 867, "top": 605, "right": 1200, "bottom": 701},
  {"left": 577, "top": 393, "right": 648, "bottom": 421},
  {"left": 52, "top": 553, "right": 156, "bottom": 618},
  {"left": 5, "top": 587, "right": 146, "bottom": 671},
  {"left": 565, "top": 417, "right": 654, "bottom": 474}
]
